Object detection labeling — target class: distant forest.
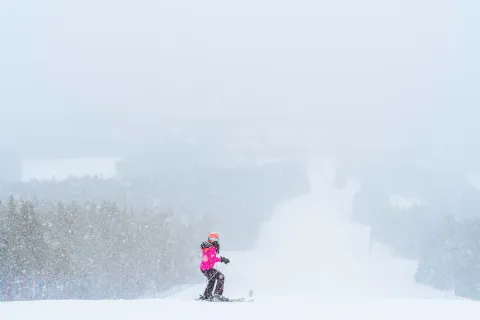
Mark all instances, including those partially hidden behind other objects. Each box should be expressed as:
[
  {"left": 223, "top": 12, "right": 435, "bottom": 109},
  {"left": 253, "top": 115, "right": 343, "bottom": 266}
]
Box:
[
  {"left": 0, "top": 160, "right": 309, "bottom": 301},
  {"left": 337, "top": 160, "right": 480, "bottom": 301}
]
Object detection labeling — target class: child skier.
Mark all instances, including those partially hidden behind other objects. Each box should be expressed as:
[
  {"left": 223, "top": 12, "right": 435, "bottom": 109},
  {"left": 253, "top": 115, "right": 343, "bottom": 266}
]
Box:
[{"left": 199, "top": 232, "right": 230, "bottom": 301}]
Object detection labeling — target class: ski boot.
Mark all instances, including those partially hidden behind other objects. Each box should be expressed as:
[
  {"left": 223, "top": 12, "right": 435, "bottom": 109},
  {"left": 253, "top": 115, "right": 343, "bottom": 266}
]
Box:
[
  {"left": 213, "top": 294, "right": 230, "bottom": 302},
  {"left": 198, "top": 294, "right": 213, "bottom": 301}
]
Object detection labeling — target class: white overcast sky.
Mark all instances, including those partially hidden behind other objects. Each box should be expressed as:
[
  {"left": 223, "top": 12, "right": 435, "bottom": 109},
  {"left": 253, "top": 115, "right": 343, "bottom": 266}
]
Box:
[{"left": 0, "top": 0, "right": 477, "bottom": 151}]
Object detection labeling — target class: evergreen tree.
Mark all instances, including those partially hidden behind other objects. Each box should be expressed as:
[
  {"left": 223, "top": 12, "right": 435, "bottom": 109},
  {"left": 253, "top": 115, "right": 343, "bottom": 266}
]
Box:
[
  {"left": 0, "top": 194, "right": 204, "bottom": 301},
  {"left": 454, "top": 218, "right": 480, "bottom": 299},
  {"left": 415, "top": 216, "right": 456, "bottom": 290}
]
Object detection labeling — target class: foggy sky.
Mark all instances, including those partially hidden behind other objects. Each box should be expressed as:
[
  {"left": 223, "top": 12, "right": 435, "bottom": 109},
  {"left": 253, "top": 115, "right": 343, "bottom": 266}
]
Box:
[{"left": 0, "top": 0, "right": 476, "bottom": 154}]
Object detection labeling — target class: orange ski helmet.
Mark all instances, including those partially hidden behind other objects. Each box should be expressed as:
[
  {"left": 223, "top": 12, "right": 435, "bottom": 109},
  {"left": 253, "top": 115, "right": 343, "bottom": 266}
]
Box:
[{"left": 208, "top": 232, "right": 219, "bottom": 243}]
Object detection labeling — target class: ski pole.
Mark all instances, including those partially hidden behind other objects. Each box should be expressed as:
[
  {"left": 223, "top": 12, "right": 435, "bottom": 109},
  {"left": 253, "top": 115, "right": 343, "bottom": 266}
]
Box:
[
  {"left": 205, "top": 264, "right": 228, "bottom": 283},
  {"left": 207, "top": 270, "right": 219, "bottom": 282}
]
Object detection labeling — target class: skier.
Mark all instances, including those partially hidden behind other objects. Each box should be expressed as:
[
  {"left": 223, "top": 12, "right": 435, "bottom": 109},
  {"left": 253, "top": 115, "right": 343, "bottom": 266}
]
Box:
[{"left": 199, "top": 232, "right": 230, "bottom": 301}]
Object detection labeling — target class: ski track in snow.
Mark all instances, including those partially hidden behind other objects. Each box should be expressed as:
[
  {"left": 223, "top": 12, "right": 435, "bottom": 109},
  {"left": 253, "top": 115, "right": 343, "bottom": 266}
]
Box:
[{"left": 3, "top": 159, "right": 480, "bottom": 319}]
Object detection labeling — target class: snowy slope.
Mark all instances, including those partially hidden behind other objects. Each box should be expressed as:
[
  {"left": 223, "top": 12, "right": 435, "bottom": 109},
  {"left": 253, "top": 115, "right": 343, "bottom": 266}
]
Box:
[
  {"left": 172, "top": 160, "right": 455, "bottom": 300},
  {"left": 3, "top": 297, "right": 480, "bottom": 320},
  {"left": 3, "top": 159, "right": 480, "bottom": 319}
]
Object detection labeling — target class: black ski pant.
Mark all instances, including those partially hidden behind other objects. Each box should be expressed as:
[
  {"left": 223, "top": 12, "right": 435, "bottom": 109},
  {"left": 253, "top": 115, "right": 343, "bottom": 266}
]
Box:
[{"left": 202, "top": 268, "right": 224, "bottom": 297}]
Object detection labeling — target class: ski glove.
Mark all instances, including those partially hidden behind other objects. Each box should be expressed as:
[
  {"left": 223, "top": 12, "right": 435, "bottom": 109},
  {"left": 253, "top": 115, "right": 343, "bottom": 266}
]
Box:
[{"left": 220, "top": 257, "right": 230, "bottom": 264}]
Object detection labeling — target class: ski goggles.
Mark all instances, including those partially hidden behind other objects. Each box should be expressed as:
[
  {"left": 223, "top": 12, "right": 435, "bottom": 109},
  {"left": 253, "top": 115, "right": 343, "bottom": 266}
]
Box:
[{"left": 208, "top": 237, "right": 219, "bottom": 242}]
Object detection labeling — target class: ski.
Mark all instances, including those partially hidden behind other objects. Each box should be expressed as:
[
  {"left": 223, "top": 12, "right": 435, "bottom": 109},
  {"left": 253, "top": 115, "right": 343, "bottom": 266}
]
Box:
[
  {"left": 227, "top": 297, "right": 254, "bottom": 302},
  {"left": 195, "top": 297, "right": 254, "bottom": 302},
  {"left": 196, "top": 289, "right": 254, "bottom": 302}
]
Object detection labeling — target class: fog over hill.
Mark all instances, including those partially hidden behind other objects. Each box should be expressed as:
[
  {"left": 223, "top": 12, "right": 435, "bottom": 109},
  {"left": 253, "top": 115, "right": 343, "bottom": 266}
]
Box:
[{"left": 1, "top": 0, "right": 480, "bottom": 306}]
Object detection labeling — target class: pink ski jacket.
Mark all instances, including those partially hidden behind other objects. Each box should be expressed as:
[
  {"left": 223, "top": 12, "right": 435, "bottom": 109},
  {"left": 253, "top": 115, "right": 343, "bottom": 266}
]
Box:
[{"left": 200, "top": 245, "right": 221, "bottom": 270}]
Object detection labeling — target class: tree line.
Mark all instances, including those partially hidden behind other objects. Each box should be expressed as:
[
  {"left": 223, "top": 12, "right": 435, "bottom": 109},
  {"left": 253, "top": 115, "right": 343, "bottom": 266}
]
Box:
[
  {"left": 2, "top": 161, "right": 309, "bottom": 250},
  {"left": 347, "top": 163, "right": 480, "bottom": 301},
  {"left": 0, "top": 160, "right": 310, "bottom": 301},
  {"left": 414, "top": 212, "right": 480, "bottom": 300},
  {"left": 0, "top": 196, "right": 208, "bottom": 301}
]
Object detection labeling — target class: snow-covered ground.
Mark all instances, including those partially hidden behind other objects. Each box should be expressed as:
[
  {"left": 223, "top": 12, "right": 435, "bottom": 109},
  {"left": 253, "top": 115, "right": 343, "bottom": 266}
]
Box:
[{"left": 4, "top": 158, "right": 480, "bottom": 319}]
